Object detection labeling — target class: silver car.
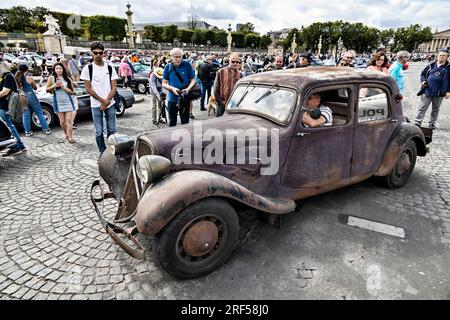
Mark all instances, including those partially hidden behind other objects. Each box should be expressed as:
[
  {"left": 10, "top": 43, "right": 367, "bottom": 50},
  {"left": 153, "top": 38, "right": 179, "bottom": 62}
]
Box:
[{"left": 23, "top": 82, "right": 135, "bottom": 130}]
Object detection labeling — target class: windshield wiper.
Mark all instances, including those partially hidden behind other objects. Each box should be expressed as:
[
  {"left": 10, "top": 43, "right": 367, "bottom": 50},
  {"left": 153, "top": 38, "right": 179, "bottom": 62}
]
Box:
[
  {"left": 235, "top": 81, "right": 254, "bottom": 108},
  {"left": 254, "top": 84, "right": 279, "bottom": 104}
]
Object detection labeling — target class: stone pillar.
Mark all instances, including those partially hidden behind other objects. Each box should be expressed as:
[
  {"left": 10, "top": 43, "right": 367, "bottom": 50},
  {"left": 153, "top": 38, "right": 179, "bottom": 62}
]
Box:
[
  {"left": 125, "top": 3, "right": 135, "bottom": 49},
  {"left": 43, "top": 34, "right": 66, "bottom": 54},
  {"left": 227, "top": 24, "right": 232, "bottom": 53}
]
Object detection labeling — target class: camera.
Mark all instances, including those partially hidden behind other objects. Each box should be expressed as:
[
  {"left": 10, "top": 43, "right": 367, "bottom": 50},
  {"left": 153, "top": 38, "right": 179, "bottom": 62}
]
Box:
[{"left": 309, "top": 108, "right": 322, "bottom": 119}]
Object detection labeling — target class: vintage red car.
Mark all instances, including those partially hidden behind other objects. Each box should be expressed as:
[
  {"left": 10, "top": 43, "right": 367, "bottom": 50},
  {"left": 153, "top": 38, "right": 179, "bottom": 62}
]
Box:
[{"left": 91, "top": 67, "right": 431, "bottom": 279}]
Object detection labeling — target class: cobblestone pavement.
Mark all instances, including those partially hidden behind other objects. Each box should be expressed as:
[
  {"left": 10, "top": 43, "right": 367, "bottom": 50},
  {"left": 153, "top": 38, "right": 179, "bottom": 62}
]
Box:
[{"left": 0, "top": 62, "right": 449, "bottom": 300}]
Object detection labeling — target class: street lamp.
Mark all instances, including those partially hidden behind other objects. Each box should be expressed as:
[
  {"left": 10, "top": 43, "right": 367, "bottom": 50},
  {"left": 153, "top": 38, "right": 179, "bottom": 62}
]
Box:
[
  {"left": 251, "top": 42, "right": 254, "bottom": 53},
  {"left": 207, "top": 40, "right": 211, "bottom": 53}
]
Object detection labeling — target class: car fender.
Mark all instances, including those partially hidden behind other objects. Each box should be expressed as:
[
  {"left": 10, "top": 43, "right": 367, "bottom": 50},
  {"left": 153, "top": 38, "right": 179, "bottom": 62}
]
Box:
[
  {"left": 374, "top": 122, "right": 427, "bottom": 176},
  {"left": 134, "top": 170, "right": 296, "bottom": 235}
]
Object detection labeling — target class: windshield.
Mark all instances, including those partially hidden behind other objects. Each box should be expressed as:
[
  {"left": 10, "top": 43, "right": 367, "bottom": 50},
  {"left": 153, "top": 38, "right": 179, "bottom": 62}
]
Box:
[{"left": 227, "top": 84, "right": 296, "bottom": 123}]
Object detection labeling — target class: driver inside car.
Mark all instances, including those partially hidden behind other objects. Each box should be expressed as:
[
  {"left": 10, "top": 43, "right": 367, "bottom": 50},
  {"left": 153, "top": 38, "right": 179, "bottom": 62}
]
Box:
[{"left": 301, "top": 93, "right": 333, "bottom": 127}]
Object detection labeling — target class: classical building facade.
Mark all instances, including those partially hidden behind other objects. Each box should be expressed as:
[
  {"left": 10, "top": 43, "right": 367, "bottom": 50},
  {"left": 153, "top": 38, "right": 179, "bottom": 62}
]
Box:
[{"left": 425, "top": 29, "right": 450, "bottom": 52}]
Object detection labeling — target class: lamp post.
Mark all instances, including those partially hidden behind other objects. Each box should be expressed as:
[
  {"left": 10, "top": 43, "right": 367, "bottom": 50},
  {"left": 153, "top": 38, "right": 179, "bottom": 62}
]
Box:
[
  {"left": 207, "top": 40, "right": 211, "bottom": 53},
  {"left": 227, "top": 23, "right": 232, "bottom": 53},
  {"left": 318, "top": 35, "right": 322, "bottom": 57},
  {"left": 125, "top": 3, "right": 135, "bottom": 49},
  {"left": 251, "top": 42, "right": 254, "bottom": 53},
  {"left": 291, "top": 34, "right": 297, "bottom": 54}
]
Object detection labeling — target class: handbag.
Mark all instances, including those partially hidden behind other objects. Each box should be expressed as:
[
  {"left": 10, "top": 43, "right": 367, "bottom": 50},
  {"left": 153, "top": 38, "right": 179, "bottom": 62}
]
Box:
[{"left": 188, "top": 83, "right": 202, "bottom": 100}]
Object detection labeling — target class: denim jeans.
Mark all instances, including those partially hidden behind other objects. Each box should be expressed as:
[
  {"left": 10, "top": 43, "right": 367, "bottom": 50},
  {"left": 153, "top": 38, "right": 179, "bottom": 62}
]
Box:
[
  {"left": 0, "top": 108, "right": 25, "bottom": 150},
  {"left": 22, "top": 94, "right": 50, "bottom": 133},
  {"left": 200, "top": 81, "right": 212, "bottom": 110},
  {"left": 91, "top": 105, "right": 117, "bottom": 154}
]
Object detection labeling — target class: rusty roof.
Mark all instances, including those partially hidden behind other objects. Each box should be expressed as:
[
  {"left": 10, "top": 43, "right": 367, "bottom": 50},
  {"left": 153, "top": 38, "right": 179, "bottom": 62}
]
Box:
[{"left": 239, "top": 67, "right": 397, "bottom": 91}]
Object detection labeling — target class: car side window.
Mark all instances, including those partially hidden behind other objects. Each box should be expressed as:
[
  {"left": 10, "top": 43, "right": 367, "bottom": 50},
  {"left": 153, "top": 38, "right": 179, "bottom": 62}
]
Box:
[
  {"left": 358, "top": 87, "right": 389, "bottom": 123},
  {"left": 304, "top": 88, "right": 352, "bottom": 127}
]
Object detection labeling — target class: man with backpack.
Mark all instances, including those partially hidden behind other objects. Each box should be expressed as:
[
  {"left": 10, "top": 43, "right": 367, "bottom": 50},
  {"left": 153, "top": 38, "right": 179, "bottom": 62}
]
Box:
[
  {"left": 0, "top": 58, "right": 26, "bottom": 156},
  {"left": 162, "top": 48, "right": 196, "bottom": 127},
  {"left": 80, "top": 41, "right": 119, "bottom": 155}
]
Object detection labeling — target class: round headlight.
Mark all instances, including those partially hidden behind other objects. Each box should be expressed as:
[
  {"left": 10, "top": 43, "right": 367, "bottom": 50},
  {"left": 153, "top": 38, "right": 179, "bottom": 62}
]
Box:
[
  {"left": 136, "top": 155, "right": 172, "bottom": 184},
  {"left": 107, "top": 134, "right": 134, "bottom": 155}
]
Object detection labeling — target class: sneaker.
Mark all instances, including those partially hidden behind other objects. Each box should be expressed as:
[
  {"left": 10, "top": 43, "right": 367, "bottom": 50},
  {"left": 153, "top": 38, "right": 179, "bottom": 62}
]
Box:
[
  {"left": 5, "top": 148, "right": 23, "bottom": 156},
  {"left": 189, "top": 113, "right": 195, "bottom": 119},
  {"left": 43, "top": 129, "right": 52, "bottom": 135},
  {"left": 73, "top": 124, "right": 78, "bottom": 129},
  {"left": 429, "top": 123, "right": 436, "bottom": 130},
  {"left": 25, "top": 132, "right": 33, "bottom": 137},
  {"left": 200, "top": 107, "right": 207, "bottom": 111}
]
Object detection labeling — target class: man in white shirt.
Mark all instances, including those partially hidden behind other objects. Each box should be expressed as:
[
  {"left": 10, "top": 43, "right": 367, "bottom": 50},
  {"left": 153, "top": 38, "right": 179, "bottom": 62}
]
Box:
[
  {"left": 80, "top": 41, "right": 119, "bottom": 155},
  {"left": 302, "top": 93, "right": 333, "bottom": 127}
]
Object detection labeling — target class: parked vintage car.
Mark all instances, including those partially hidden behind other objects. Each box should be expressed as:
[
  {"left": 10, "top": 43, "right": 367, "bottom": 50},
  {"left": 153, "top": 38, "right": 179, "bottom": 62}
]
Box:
[
  {"left": 20, "top": 82, "right": 135, "bottom": 130},
  {"left": 112, "top": 63, "right": 151, "bottom": 94},
  {"left": 91, "top": 67, "right": 432, "bottom": 279}
]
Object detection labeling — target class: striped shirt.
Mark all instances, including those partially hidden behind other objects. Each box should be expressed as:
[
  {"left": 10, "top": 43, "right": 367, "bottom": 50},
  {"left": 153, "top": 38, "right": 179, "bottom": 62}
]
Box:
[{"left": 319, "top": 105, "right": 333, "bottom": 126}]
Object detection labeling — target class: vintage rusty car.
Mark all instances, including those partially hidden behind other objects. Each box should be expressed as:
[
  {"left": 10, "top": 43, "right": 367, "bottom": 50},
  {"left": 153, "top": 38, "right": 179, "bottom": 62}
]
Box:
[{"left": 91, "top": 67, "right": 431, "bottom": 279}]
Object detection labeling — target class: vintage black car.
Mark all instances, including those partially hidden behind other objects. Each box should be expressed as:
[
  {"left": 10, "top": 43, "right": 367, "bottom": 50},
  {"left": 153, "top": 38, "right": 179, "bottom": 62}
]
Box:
[
  {"left": 91, "top": 67, "right": 432, "bottom": 279},
  {"left": 112, "top": 63, "right": 151, "bottom": 94}
]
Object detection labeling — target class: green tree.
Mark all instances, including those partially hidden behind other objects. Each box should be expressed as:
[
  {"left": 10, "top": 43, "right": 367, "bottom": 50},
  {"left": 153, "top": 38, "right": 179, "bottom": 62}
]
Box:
[
  {"left": 143, "top": 25, "right": 164, "bottom": 43},
  {"left": 232, "top": 32, "right": 245, "bottom": 48},
  {"left": 163, "top": 25, "right": 178, "bottom": 43},
  {"left": 238, "top": 22, "right": 254, "bottom": 35},
  {"left": 214, "top": 31, "right": 228, "bottom": 47},
  {"left": 244, "top": 33, "right": 260, "bottom": 48},
  {"left": 392, "top": 24, "right": 432, "bottom": 52},
  {"left": 260, "top": 35, "right": 272, "bottom": 49},
  {"left": 379, "top": 28, "right": 395, "bottom": 48},
  {"left": 4, "top": 6, "right": 32, "bottom": 32},
  {"left": 191, "top": 29, "right": 206, "bottom": 45},
  {"left": 204, "top": 30, "right": 215, "bottom": 45},
  {"left": 31, "top": 6, "right": 49, "bottom": 33},
  {"left": 283, "top": 28, "right": 302, "bottom": 51},
  {"left": 178, "top": 29, "right": 194, "bottom": 44}
]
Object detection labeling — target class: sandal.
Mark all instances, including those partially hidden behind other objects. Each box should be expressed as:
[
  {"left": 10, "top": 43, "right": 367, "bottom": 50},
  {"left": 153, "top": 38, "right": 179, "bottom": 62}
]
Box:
[{"left": 68, "top": 139, "right": 76, "bottom": 144}]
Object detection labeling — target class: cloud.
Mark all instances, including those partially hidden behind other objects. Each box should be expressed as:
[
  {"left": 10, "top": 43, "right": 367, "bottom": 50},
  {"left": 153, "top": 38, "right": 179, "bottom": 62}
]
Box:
[{"left": 3, "top": 0, "right": 449, "bottom": 34}]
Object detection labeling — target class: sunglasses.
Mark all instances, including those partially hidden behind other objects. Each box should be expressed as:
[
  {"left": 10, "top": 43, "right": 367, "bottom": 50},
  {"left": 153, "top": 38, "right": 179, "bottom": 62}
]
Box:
[
  {"left": 230, "top": 61, "right": 241, "bottom": 64},
  {"left": 92, "top": 51, "right": 104, "bottom": 55}
]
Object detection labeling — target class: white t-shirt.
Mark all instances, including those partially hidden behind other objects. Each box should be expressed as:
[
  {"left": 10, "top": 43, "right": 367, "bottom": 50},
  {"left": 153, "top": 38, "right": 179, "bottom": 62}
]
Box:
[{"left": 80, "top": 63, "right": 118, "bottom": 108}]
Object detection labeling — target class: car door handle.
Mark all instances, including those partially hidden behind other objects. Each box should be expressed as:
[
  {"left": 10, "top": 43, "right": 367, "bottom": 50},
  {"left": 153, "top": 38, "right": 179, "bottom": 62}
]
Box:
[
  {"left": 296, "top": 132, "right": 311, "bottom": 137},
  {"left": 390, "top": 119, "right": 398, "bottom": 123}
]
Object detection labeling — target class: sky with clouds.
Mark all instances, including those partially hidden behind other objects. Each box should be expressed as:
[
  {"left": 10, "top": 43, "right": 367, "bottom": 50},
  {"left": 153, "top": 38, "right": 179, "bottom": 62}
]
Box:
[{"left": 3, "top": 0, "right": 450, "bottom": 34}]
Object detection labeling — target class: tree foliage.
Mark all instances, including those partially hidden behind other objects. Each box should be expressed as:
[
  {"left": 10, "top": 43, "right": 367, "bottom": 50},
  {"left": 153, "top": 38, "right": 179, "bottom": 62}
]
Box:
[
  {"left": 238, "top": 22, "right": 255, "bottom": 35},
  {"left": 163, "top": 25, "right": 178, "bottom": 43},
  {"left": 143, "top": 25, "right": 164, "bottom": 42}
]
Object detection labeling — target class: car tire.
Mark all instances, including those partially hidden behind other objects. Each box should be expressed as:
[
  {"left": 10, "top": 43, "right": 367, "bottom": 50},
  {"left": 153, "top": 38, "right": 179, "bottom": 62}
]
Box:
[
  {"left": 383, "top": 140, "right": 417, "bottom": 189},
  {"left": 153, "top": 198, "right": 239, "bottom": 279},
  {"left": 136, "top": 82, "right": 147, "bottom": 94},
  {"left": 31, "top": 104, "right": 56, "bottom": 130},
  {"left": 116, "top": 97, "right": 126, "bottom": 117}
]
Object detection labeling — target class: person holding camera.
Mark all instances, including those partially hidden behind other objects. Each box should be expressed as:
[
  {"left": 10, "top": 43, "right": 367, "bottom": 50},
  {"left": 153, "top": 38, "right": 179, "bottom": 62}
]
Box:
[
  {"left": 414, "top": 49, "right": 450, "bottom": 130},
  {"left": 301, "top": 93, "right": 333, "bottom": 127},
  {"left": 162, "top": 48, "right": 196, "bottom": 127}
]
